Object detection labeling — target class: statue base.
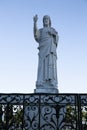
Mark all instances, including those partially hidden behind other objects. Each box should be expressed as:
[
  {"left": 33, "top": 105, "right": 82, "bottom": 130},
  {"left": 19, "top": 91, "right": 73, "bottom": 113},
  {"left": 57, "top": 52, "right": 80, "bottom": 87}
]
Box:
[
  {"left": 35, "top": 80, "right": 59, "bottom": 93},
  {"left": 34, "top": 87, "right": 59, "bottom": 93}
]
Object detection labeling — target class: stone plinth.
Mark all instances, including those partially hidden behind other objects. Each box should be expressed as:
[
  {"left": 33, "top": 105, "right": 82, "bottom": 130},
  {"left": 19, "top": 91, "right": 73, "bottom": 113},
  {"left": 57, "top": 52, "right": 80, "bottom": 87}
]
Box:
[{"left": 34, "top": 86, "right": 59, "bottom": 93}]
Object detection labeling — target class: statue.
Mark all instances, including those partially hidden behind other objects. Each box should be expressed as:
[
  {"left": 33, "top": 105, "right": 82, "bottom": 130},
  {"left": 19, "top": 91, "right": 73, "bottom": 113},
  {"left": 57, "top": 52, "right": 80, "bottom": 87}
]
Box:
[{"left": 33, "top": 15, "right": 59, "bottom": 93}]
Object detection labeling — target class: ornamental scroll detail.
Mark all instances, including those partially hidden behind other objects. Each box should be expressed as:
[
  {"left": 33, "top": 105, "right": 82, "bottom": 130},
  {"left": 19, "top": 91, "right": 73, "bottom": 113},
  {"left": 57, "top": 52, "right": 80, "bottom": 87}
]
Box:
[
  {"left": 0, "top": 94, "right": 81, "bottom": 130},
  {"left": 24, "top": 94, "right": 77, "bottom": 130}
]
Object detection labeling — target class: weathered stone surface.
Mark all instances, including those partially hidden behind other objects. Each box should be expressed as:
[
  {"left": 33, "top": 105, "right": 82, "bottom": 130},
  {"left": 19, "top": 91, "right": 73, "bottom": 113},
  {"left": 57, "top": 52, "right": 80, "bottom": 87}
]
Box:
[{"left": 33, "top": 15, "right": 59, "bottom": 93}]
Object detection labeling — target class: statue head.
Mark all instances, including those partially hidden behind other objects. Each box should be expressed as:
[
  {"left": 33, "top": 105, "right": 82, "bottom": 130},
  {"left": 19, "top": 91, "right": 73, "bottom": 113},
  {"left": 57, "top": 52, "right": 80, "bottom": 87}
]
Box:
[{"left": 43, "top": 15, "right": 51, "bottom": 27}]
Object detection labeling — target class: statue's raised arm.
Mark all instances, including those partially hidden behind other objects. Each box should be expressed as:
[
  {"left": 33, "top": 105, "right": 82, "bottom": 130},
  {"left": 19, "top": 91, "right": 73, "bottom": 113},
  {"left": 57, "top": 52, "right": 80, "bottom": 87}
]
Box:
[{"left": 33, "top": 15, "right": 39, "bottom": 41}]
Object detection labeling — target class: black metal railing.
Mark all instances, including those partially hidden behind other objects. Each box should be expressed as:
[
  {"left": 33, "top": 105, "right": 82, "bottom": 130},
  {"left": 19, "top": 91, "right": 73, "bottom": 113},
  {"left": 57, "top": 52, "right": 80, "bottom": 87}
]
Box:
[{"left": 0, "top": 93, "right": 87, "bottom": 130}]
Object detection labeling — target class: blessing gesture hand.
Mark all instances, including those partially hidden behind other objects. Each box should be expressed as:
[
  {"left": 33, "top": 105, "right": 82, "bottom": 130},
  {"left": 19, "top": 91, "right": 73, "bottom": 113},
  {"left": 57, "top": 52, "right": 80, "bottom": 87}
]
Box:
[{"left": 33, "top": 14, "right": 38, "bottom": 23}]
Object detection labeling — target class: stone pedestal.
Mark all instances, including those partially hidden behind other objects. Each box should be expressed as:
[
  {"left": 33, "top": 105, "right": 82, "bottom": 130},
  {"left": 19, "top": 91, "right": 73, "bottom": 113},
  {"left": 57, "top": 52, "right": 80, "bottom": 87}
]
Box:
[
  {"left": 34, "top": 86, "right": 59, "bottom": 93},
  {"left": 35, "top": 81, "right": 59, "bottom": 93}
]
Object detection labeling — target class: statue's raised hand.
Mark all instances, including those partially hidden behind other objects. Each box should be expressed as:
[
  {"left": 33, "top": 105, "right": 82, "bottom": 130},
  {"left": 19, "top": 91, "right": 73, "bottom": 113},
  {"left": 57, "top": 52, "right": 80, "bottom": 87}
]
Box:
[{"left": 33, "top": 15, "right": 38, "bottom": 23}]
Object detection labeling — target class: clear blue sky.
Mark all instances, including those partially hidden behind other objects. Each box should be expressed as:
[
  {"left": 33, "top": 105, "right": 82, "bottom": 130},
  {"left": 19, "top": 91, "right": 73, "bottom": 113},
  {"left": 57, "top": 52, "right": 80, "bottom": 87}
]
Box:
[{"left": 0, "top": 0, "right": 87, "bottom": 93}]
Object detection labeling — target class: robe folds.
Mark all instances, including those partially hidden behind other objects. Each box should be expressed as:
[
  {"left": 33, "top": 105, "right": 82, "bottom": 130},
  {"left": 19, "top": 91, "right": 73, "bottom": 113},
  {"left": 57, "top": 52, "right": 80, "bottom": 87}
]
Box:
[{"left": 35, "top": 27, "right": 58, "bottom": 88}]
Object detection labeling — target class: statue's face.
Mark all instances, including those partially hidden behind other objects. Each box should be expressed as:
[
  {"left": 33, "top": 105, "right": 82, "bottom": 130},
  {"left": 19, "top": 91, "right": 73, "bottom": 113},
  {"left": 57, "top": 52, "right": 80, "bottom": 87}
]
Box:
[{"left": 43, "top": 17, "right": 50, "bottom": 27}]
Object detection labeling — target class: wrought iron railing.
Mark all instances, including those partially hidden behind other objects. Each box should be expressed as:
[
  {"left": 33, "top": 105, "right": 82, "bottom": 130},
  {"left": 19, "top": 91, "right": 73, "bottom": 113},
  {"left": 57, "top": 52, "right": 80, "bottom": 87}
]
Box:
[{"left": 0, "top": 93, "right": 87, "bottom": 130}]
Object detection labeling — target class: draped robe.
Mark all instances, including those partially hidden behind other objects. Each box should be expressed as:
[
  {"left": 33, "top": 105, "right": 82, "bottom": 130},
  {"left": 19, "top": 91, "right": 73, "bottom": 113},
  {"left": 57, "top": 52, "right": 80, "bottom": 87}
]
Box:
[{"left": 35, "top": 27, "right": 58, "bottom": 88}]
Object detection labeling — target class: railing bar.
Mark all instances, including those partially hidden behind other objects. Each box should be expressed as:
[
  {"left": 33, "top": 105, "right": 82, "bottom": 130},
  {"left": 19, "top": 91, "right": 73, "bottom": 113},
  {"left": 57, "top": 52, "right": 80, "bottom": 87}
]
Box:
[{"left": 39, "top": 94, "right": 41, "bottom": 130}]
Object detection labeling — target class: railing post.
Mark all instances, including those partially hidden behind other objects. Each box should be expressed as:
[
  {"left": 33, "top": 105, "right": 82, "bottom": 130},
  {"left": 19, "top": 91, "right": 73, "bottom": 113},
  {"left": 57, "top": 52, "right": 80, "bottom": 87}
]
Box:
[{"left": 77, "top": 94, "right": 82, "bottom": 130}]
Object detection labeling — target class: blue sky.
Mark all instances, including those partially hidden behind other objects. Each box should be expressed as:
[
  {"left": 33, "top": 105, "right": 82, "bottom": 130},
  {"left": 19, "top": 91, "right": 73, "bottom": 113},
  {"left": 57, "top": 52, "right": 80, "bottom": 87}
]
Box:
[{"left": 0, "top": 0, "right": 87, "bottom": 93}]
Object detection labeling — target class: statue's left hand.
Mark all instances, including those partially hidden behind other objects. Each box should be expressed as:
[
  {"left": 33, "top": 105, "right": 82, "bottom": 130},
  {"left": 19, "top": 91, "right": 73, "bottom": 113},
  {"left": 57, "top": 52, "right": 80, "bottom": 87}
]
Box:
[
  {"left": 48, "top": 30, "right": 53, "bottom": 35},
  {"left": 48, "top": 29, "right": 57, "bottom": 36}
]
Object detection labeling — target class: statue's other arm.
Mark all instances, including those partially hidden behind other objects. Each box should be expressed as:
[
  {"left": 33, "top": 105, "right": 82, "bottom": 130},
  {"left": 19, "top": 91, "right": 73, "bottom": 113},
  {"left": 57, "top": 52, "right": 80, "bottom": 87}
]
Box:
[
  {"left": 55, "top": 32, "right": 59, "bottom": 46},
  {"left": 33, "top": 15, "right": 40, "bottom": 42},
  {"left": 48, "top": 28, "right": 59, "bottom": 46}
]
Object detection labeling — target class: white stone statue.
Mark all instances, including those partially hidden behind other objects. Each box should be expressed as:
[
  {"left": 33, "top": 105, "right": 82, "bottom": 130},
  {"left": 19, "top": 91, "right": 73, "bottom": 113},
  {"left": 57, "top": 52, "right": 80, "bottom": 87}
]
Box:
[{"left": 33, "top": 15, "right": 59, "bottom": 93}]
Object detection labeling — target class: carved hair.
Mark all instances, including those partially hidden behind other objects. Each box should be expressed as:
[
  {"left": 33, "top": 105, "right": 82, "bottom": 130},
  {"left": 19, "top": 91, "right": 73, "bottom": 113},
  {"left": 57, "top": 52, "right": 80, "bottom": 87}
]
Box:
[{"left": 43, "top": 15, "right": 51, "bottom": 27}]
